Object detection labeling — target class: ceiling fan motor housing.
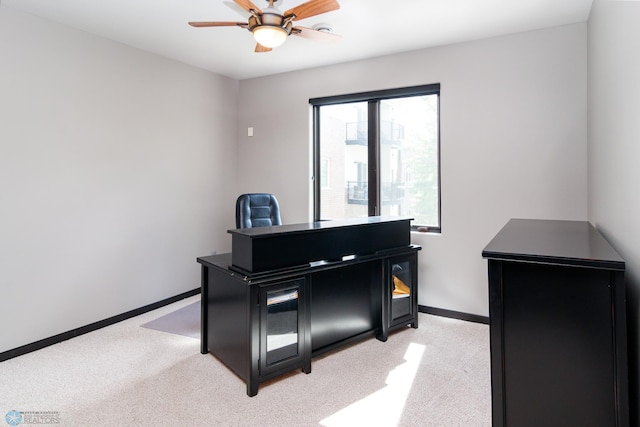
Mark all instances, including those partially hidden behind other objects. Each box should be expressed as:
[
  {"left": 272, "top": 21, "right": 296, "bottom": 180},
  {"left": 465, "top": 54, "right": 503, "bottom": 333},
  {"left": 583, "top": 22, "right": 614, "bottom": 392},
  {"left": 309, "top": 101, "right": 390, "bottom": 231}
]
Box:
[{"left": 248, "top": 13, "right": 293, "bottom": 35}]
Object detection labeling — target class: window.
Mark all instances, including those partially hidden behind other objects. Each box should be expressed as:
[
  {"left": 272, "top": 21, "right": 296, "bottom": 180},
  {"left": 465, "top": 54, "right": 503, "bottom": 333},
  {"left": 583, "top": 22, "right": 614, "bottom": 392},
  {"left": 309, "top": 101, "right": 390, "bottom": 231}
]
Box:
[
  {"left": 320, "top": 157, "right": 330, "bottom": 189},
  {"left": 311, "top": 84, "right": 441, "bottom": 232}
]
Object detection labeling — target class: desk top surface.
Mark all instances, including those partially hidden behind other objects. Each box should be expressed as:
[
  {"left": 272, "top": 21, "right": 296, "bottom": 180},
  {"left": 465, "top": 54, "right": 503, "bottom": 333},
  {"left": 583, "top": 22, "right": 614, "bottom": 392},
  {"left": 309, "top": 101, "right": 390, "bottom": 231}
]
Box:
[
  {"left": 482, "top": 218, "right": 624, "bottom": 270},
  {"left": 198, "top": 245, "right": 421, "bottom": 282}
]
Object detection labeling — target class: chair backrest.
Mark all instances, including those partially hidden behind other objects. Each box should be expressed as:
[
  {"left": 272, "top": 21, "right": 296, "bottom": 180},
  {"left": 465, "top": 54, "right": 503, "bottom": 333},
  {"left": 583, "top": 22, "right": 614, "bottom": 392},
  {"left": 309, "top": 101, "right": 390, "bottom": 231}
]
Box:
[{"left": 235, "top": 193, "right": 282, "bottom": 229}]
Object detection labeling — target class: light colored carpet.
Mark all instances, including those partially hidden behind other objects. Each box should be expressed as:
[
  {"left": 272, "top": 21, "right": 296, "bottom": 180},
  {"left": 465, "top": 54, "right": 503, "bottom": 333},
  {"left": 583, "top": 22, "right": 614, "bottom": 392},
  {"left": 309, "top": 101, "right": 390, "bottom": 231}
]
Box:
[{"left": 0, "top": 295, "right": 491, "bottom": 426}]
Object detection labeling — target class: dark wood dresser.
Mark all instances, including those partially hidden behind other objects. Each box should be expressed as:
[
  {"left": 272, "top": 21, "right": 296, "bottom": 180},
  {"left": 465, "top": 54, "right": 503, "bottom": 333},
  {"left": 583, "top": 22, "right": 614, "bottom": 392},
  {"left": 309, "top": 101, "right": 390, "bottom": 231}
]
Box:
[{"left": 482, "top": 218, "right": 629, "bottom": 427}]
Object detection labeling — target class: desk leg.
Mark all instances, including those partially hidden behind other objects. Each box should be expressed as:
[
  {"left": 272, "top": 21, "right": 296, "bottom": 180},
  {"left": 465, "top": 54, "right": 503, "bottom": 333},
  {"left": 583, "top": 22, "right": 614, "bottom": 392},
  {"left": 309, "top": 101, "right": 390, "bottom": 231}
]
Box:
[
  {"left": 247, "top": 381, "right": 259, "bottom": 397},
  {"left": 303, "top": 277, "right": 312, "bottom": 374},
  {"left": 200, "top": 265, "right": 208, "bottom": 355},
  {"left": 377, "top": 328, "right": 389, "bottom": 342},
  {"left": 377, "top": 262, "right": 389, "bottom": 342}
]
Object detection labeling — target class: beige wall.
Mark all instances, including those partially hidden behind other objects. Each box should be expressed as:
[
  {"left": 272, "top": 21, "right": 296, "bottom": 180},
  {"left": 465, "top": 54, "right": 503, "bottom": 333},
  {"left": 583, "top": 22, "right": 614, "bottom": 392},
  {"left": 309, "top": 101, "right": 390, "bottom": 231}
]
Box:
[
  {"left": 238, "top": 23, "right": 588, "bottom": 317},
  {"left": 0, "top": 7, "right": 238, "bottom": 352},
  {"left": 588, "top": 0, "right": 640, "bottom": 422},
  {"left": 2, "top": 6, "right": 605, "bottom": 390}
]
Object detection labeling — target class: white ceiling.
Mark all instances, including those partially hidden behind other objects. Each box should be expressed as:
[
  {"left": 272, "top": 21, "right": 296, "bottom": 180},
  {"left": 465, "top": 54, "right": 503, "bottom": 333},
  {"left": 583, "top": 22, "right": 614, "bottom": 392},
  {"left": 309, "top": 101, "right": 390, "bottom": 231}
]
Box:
[{"left": 3, "top": 0, "right": 593, "bottom": 80}]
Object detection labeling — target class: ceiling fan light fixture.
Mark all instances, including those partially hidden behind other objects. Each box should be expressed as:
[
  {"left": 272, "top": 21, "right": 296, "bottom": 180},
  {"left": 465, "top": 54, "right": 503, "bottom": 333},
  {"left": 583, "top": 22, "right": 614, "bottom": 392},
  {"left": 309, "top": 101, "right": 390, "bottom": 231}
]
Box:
[
  {"left": 253, "top": 25, "right": 288, "bottom": 48},
  {"left": 189, "top": 0, "right": 342, "bottom": 52}
]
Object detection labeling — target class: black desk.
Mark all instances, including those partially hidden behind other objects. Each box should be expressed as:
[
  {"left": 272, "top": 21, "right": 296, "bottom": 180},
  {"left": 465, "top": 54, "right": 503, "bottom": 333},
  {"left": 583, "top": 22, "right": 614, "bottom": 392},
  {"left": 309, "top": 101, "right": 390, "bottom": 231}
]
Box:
[
  {"left": 198, "top": 217, "right": 420, "bottom": 396},
  {"left": 482, "top": 219, "right": 629, "bottom": 427}
]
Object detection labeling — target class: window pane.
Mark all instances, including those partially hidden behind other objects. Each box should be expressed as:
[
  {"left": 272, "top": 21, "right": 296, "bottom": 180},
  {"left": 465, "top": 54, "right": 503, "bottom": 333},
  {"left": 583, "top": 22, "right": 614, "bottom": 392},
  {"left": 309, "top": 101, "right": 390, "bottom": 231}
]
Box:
[
  {"left": 313, "top": 84, "right": 440, "bottom": 230},
  {"left": 319, "top": 102, "right": 368, "bottom": 220},
  {"left": 380, "top": 95, "right": 439, "bottom": 228}
]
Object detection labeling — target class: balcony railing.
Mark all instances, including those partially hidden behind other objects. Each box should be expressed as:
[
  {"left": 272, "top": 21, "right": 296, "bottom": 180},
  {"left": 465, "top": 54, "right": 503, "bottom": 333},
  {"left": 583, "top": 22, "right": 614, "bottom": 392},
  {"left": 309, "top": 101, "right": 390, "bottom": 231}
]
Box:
[
  {"left": 346, "top": 181, "right": 405, "bottom": 205},
  {"left": 345, "top": 121, "right": 405, "bottom": 145}
]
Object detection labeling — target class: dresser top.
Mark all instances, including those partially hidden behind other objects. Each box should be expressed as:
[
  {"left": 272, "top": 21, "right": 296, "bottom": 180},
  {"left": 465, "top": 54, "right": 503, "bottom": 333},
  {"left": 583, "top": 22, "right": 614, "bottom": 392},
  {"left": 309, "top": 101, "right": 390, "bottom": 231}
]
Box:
[{"left": 482, "top": 218, "right": 624, "bottom": 270}]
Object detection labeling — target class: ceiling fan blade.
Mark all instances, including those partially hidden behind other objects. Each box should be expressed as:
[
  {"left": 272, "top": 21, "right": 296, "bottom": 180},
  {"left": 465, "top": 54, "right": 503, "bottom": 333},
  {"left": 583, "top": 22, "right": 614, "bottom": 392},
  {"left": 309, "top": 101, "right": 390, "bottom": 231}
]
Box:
[
  {"left": 234, "top": 0, "right": 262, "bottom": 14},
  {"left": 255, "top": 43, "right": 272, "bottom": 53},
  {"left": 292, "top": 26, "right": 341, "bottom": 43},
  {"left": 224, "top": 1, "right": 251, "bottom": 17},
  {"left": 285, "top": 0, "right": 339, "bottom": 21},
  {"left": 189, "top": 21, "right": 248, "bottom": 28}
]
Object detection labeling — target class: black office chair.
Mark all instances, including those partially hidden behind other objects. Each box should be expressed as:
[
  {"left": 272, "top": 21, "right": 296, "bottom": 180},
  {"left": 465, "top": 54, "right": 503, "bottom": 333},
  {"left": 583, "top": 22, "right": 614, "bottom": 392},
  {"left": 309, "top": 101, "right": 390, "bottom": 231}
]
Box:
[{"left": 235, "top": 193, "right": 282, "bottom": 229}]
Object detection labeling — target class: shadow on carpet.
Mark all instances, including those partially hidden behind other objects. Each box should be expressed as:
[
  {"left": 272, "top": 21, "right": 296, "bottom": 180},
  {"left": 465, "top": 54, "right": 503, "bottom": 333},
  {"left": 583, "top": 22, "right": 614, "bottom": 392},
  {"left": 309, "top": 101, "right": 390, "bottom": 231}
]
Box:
[{"left": 140, "top": 301, "right": 200, "bottom": 339}]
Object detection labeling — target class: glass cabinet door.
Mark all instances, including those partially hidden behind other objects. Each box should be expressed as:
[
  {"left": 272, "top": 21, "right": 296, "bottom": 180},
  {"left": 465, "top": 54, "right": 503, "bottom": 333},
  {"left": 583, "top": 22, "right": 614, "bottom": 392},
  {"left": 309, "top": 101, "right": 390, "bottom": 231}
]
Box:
[
  {"left": 391, "top": 260, "right": 412, "bottom": 321},
  {"left": 387, "top": 253, "right": 418, "bottom": 330},
  {"left": 260, "top": 279, "right": 306, "bottom": 374}
]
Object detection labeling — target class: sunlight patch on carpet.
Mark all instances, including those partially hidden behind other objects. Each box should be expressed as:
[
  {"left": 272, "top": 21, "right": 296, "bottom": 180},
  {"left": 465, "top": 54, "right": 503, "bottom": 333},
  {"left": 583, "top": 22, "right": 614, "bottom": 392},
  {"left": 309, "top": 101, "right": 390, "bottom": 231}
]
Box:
[{"left": 320, "top": 342, "right": 426, "bottom": 427}]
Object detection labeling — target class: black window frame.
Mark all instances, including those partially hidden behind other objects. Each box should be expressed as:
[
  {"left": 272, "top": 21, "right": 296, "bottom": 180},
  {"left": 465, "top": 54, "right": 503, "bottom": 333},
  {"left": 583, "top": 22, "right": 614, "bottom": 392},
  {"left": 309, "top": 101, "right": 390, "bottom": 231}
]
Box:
[{"left": 310, "top": 83, "right": 441, "bottom": 232}]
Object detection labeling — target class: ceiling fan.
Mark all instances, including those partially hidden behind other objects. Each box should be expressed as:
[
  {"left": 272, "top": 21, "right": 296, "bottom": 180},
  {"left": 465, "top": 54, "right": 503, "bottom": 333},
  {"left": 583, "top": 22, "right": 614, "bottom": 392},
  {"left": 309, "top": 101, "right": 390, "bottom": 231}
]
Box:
[{"left": 189, "top": 0, "right": 341, "bottom": 52}]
